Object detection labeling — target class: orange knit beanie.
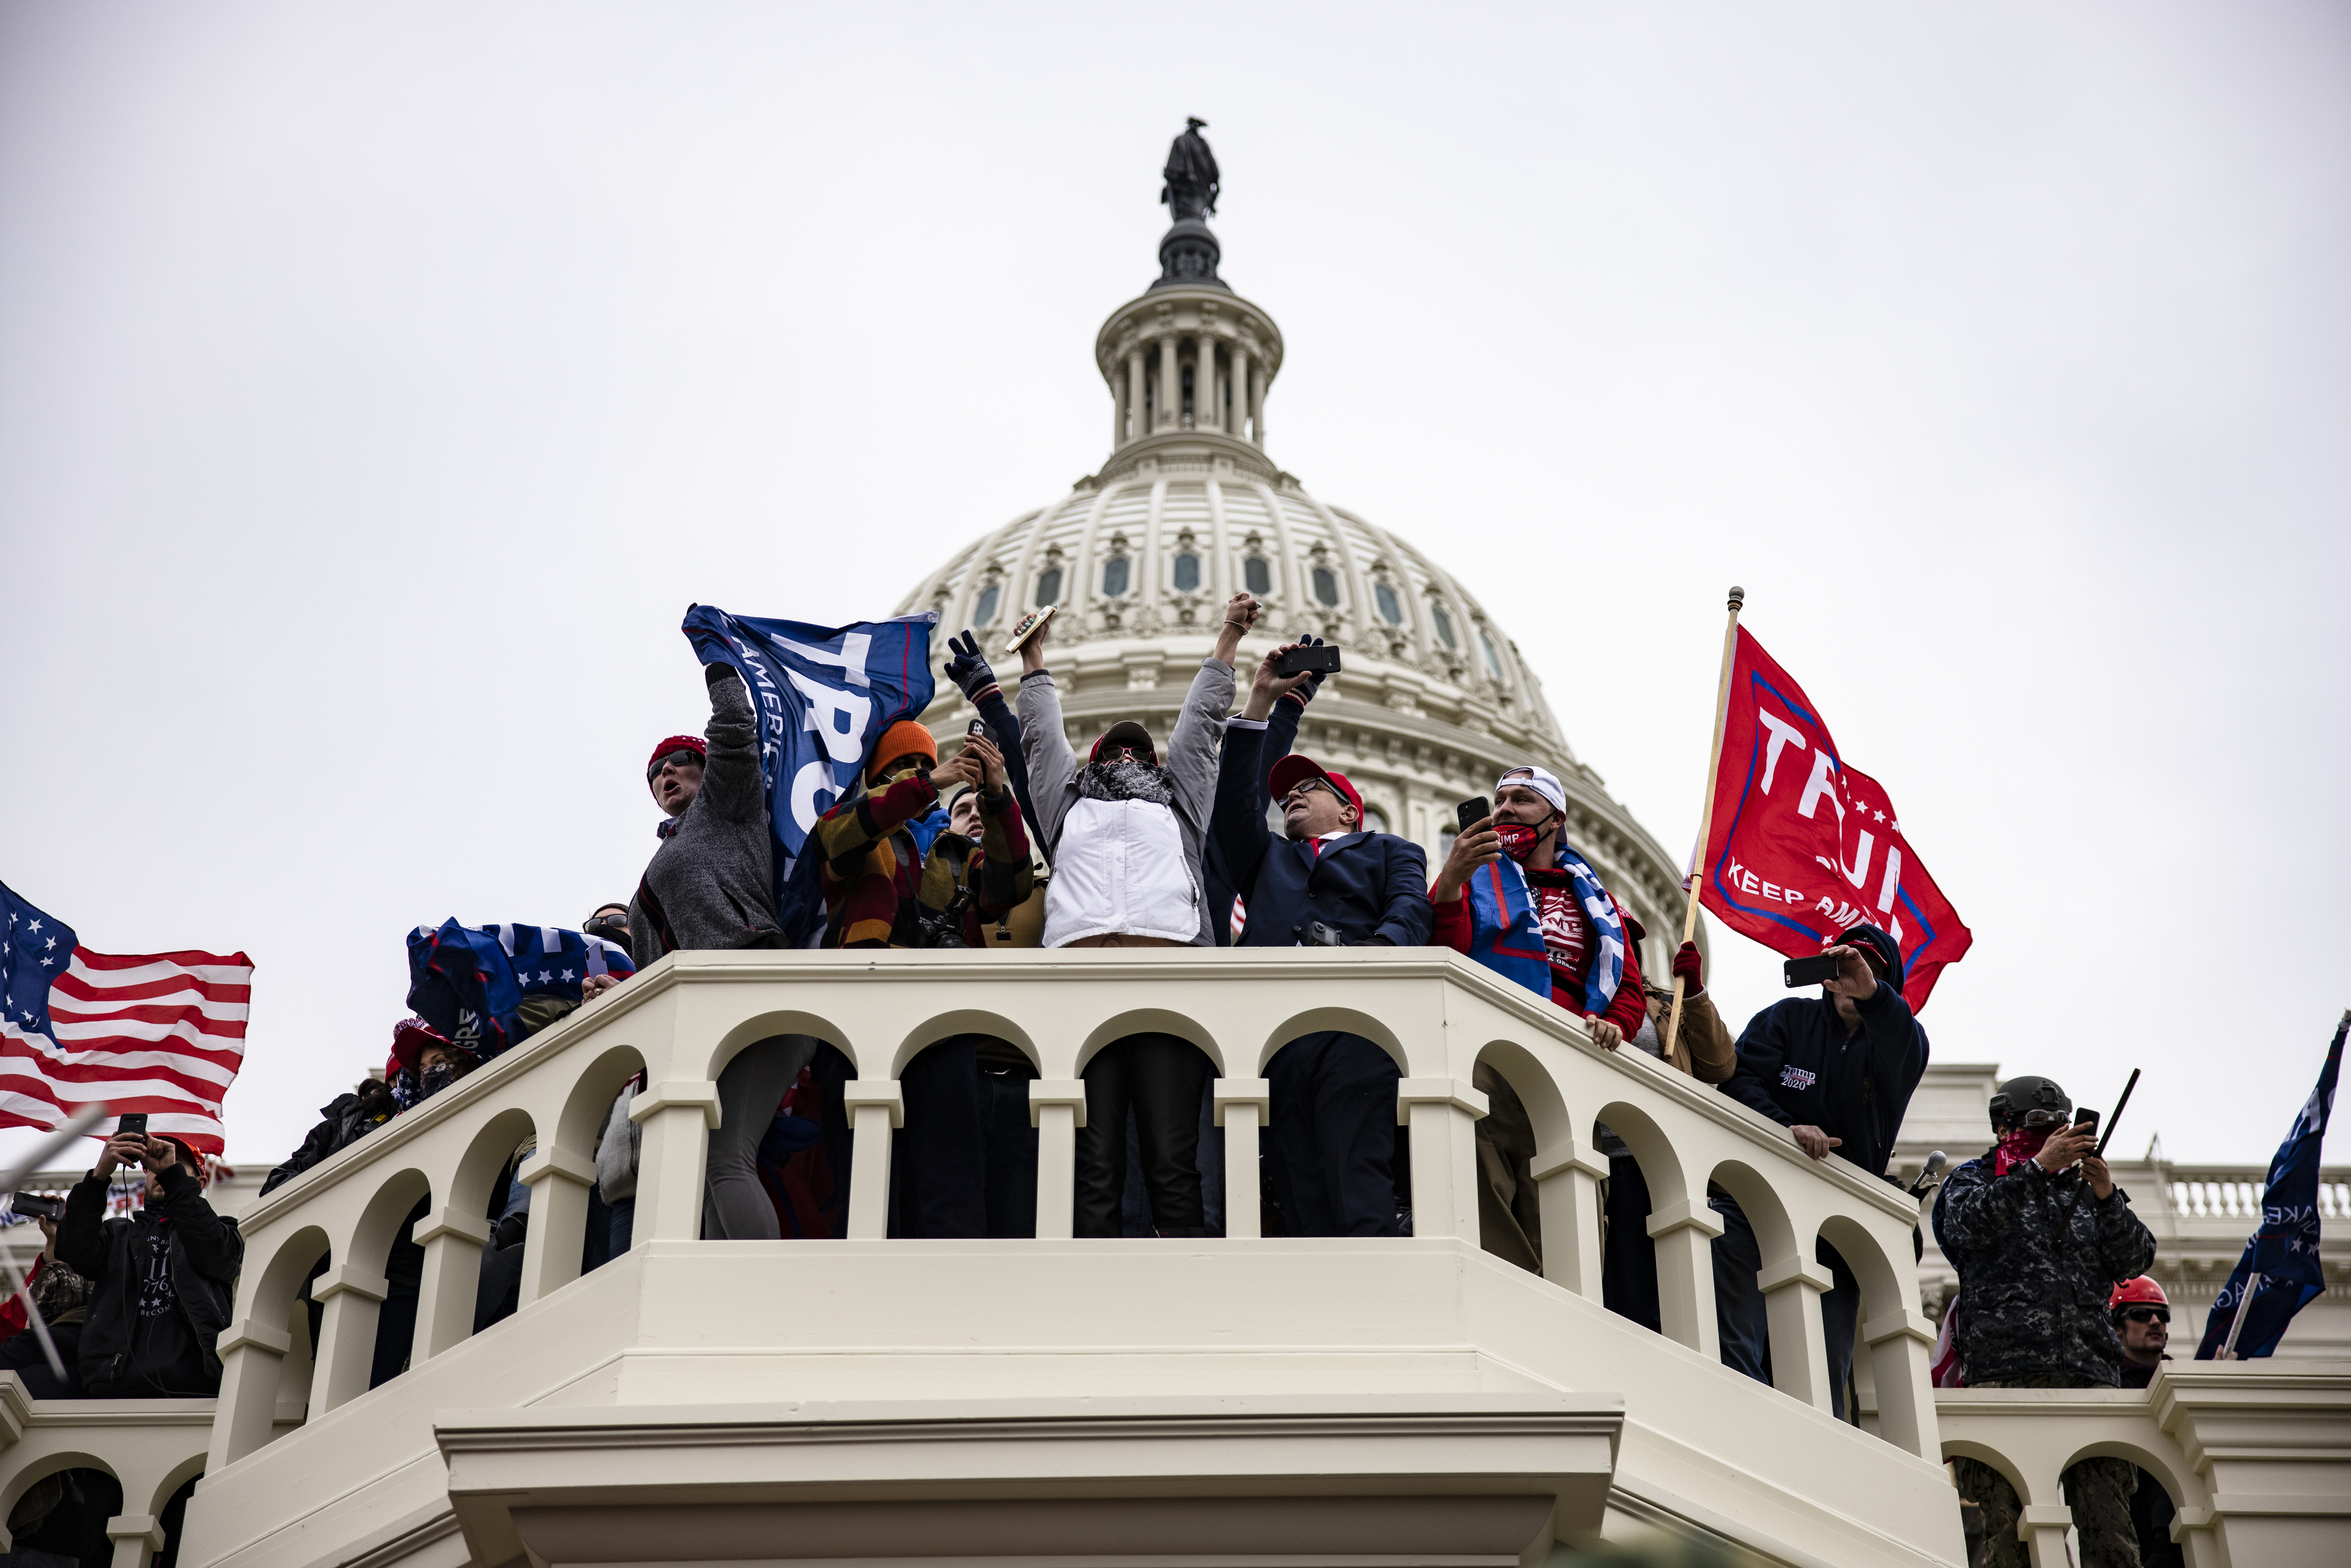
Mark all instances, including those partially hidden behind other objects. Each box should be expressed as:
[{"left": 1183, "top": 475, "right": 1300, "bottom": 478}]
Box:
[{"left": 866, "top": 720, "right": 939, "bottom": 785}]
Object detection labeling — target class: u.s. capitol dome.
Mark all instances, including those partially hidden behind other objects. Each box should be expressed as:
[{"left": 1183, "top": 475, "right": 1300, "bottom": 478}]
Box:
[{"left": 896, "top": 151, "right": 1689, "bottom": 961}]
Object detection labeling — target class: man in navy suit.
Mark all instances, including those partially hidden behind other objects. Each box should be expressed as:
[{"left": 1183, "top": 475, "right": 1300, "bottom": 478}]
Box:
[{"left": 1212, "top": 645, "right": 1435, "bottom": 1235}]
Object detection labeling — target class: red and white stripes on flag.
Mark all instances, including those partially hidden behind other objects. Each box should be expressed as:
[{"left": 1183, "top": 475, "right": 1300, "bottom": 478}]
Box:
[{"left": 0, "top": 947, "right": 250, "bottom": 1156}]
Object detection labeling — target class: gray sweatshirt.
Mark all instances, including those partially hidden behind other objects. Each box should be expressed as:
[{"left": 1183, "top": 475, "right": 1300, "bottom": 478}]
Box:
[
  {"left": 1016, "top": 657, "right": 1235, "bottom": 947},
  {"left": 629, "top": 669, "right": 781, "bottom": 966}
]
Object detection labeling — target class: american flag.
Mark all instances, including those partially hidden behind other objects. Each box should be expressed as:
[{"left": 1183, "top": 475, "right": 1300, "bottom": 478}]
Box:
[{"left": 0, "top": 880, "right": 249, "bottom": 1157}]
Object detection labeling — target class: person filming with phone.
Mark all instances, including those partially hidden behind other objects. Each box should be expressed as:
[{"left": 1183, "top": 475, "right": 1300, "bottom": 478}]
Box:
[
  {"left": 1211, "top": 641, "right": 1434, "bottom": 1235},
  {"left": 1934, "top": 1076, "right": 2158, "bottom": 1568},
  {"left": 55, "top": 1118, "right": 243, "bottom": 1399},
  {"left": 1713, "top": 926, "right": 1928, "bottom": 1411}
]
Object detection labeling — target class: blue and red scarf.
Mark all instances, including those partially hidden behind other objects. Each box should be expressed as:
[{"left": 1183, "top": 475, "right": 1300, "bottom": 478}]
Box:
[{"left": 1462, "top": 843, "right": 1628, "bottom": 1017}]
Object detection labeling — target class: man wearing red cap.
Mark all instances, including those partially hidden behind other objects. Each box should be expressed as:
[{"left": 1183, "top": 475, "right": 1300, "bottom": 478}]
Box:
[
  {"left": 57, "top": 1123, "right": 243, "bottom": 1398},
  {"left": 1211, "top": 645, "right": 1435, "bottom": 1235}
]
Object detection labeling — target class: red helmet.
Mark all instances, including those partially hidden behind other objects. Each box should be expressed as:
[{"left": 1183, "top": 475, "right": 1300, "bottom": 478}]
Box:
[{"left": 2110, "top": 1275, "right": 2168, "bottom": 1311}]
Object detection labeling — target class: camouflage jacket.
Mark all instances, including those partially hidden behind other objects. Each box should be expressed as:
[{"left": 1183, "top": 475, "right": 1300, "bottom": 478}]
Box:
[{"left": 1938, "top": 1149, "right": 2156, "bottom": 1386}]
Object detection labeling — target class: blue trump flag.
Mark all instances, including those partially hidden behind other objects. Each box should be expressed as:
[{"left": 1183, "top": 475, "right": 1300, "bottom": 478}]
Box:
[
  {"left": 2196, "top": 1013, "right": 2345, "bottom": 1359},
  {"left": 406, "top": 920, "right": 525, "bottom": 1059},
  {"left": 680, "top": 605, "right": 938, "bottom": 948}
]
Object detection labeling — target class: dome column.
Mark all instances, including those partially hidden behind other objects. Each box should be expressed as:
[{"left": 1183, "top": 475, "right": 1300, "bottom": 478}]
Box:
[
  {"left": 1231, "top": 343, "right": 1252, "bottom": 444},
  {"left": 1247, "top": 357, "right": 1265, "bottom": 448},
  {"left": 1157, "top": 335, "right": 1178, "bottom": 431},
  {"left": 1124, "top": 349, "right": 1145, "bottom": 447}
]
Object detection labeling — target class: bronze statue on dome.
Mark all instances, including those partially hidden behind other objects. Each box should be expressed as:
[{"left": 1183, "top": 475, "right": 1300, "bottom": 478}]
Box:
[{"left": 1161, "top": 117, "right": 1220, "bottom": 223}]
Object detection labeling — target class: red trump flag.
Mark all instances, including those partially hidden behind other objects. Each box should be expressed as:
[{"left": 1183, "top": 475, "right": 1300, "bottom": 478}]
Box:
[{"left": 1699, "top": 627, "right": 1971, "bottom": 1009}]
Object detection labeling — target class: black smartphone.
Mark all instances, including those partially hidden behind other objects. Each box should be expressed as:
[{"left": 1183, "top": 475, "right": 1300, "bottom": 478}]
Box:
[
  {"left": 116, "top": 1112, "right": 149, "bottom": 1137},
  {"left": 11, "top": 1193, "right": 62, "bottom": 1221},
  {"left": 1274, "top": 644, "right": 1342, "bottom": 677},
  {"left": 1456, "top": 798, "right": 1491, "bottom": 833},
  {"left": 967, "top": 719, "right": 987, "bottom": 738},
  {"left": 2072, "top": 1107, "right": 2100, "bottom": 1141},
  {"left": 1783, "top": 953, "right": 1841, "bottom": 987}
]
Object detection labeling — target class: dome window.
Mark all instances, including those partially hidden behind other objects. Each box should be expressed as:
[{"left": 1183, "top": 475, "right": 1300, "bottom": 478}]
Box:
[
  {"left": 1102, "top": 556, "right": 1130, "bottom": 597},
  {"left": 1361, "top": 805, "right": 1389, "bottom": 835},
  {"left": 1173, "top": 552, "right": 1201, "bottom": 592},
  {"left": 1036, "top": 567, "right": 1062, "bottom": 607},
  {"left": 1374, "top": 582, "right": 1403, "bottom": 626},
  {"left": 1431, "top": 602, "right": 1456, "bottom": 649},
  {"left": 1311, "top": 566, "right": 1340, "bottom": 607},
  {"left": 973, "top": 584, "right": 1000, "bottom": 626},
  {"left": 1480, "top": 630, "right": 1505, "bottom": 682},
  {"left": 1244, "top": 555, "right": 1272, "bottom": 595}
]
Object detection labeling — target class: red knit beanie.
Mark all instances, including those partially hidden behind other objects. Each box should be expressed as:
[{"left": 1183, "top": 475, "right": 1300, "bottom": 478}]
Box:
[{"left": 646, "top": 734, "right": 708, "bottom": 775}]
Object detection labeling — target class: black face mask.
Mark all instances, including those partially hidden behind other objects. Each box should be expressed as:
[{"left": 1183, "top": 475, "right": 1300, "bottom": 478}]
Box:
[{"left": 419, "top": 1061, "right": 461, "bottom": 1098}]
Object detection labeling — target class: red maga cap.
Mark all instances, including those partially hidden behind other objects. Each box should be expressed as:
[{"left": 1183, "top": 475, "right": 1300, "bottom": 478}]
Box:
[{"left": 1268, "top": 754, "right": 1364, "bottom": 825}]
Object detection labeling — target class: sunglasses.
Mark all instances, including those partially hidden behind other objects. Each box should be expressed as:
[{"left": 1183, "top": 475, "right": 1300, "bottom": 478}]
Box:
[
  {"left": 2020, "top": 1109, "right": 2072, "bottom": 1130},
  {"left": 2117, "top": 1306, "right": 2169, "bottom": 1325},
  {"left": 647, "top": 749, "right": 703, "bottom": 779}
]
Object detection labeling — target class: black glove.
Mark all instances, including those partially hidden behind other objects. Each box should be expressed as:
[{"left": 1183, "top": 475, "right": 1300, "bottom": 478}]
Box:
[
  {"left": 704, "top": 661, "right": 741, "bottom": 691},
  {"left": 944, "top": 630, "right": 997, "bottom": 700}
]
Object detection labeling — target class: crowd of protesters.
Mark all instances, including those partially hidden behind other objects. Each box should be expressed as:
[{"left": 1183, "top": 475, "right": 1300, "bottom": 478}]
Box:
[{"left": 3, "top": 584, "right": 2165, "bottom": 1561}]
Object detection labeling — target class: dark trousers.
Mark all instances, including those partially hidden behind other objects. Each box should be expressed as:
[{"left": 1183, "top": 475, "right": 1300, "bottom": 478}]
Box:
[
  {"left": 980, "top": 1063, "right": 1040, "bottom": 1238},
  {"left": 1601, "top": 1152, "right": 1660, "bottom": 1331},
  {"left": 1119, "top": 1076, "right": 1226, "bottom": 1237},
  {"left": 1708, "top": 1197, "right": 1861, "bottom": 1415},
  {"left": 1076, "top": 1033, "right": 1211, "bottom": 1237},
  {"left": 1265, "top": 1031, "right": 1401, "bottom": 1237},
  {"left": 890, "top": 1038, "right": 987, "bottom": 1238}
]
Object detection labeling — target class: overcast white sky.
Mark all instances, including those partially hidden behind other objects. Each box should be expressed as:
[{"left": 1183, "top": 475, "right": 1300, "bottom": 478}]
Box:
[{"left": 2, "top": 2, "right": 2345, "bottom": 1171}]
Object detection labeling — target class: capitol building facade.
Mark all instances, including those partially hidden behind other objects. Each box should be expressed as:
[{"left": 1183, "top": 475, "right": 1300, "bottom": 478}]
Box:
[{"left": 1, "top": 132, "right": 2345, "bottom": 1568}]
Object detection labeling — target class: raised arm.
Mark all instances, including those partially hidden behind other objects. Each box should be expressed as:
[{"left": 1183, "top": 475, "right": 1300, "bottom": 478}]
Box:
[
  {"left": 1211, "top": 715, "right": 1272, "bottom": 902},
  {"left": 945, "top": 630, "right": 1044, "bottom": 857},
  {"left": 698, "top": 666, "right": 768, "bottom": 823}
]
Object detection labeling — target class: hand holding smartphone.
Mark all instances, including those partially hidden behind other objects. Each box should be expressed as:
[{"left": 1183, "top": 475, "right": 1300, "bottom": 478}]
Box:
[
  {"left": 1274, "top": 644, "right": 1342, "bottom": 677},
  {"left": 1783, "top": 953, "right": 1840, "bottom": 987},
  {"left": 1456, "top": 798, "right": 1491, "bottom": 834}
]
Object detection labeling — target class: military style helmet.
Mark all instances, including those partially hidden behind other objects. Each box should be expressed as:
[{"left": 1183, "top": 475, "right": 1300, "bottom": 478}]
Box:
[{"left": 1988, "top": 1075, "right": 2071, "bottom": 1131}]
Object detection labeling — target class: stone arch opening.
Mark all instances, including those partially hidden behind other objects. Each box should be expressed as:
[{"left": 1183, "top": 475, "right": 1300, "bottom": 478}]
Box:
[
  {"left": 1469, "top": 1039, "right": 1578, "bottom": 1275},
  {"left": 309, "top": 1165, "right": 433, "bottom": 1413},
  {"left": 1593, "top": 1098, "right": 1707, "bottom": 1348},
  {"left": 884, "top": 1013, "right": 1041, "bottom": 1241},
  {"left": 1071, "top": 1009, "right": 1227, "bottom": 1240}
]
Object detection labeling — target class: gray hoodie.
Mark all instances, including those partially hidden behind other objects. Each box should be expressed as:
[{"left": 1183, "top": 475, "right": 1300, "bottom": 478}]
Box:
[
  {"left": 1016, "top": 656, "right": 1235, "bottom": 947},
  {"left": 629, "top": 669, "right": 781, "bottom": 966}
]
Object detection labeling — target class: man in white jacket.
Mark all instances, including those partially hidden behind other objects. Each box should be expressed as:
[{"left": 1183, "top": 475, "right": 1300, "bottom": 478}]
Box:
[{"left": 1015, "top": 592, "right": 1257, "bottom": 1235}]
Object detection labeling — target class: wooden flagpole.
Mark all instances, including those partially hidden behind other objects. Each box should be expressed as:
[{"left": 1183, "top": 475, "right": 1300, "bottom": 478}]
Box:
[{"left": 1665, "top": 586, "right": 1745, "bottom": 1058}]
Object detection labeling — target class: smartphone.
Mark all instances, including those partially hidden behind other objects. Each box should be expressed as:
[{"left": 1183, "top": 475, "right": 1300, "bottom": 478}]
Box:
[
  {"left": 1002, "top": 604, "right": 1056, "bottom": 655},
  {"left": 1456, "top": 798, "right": 1491, "bottom": 833},
  {"left": 116, "top": 1112, "right": 149, "bottom": 1137},
  {"left": 967, "top": 719, "right": 988, "bottom": 738},
  {"left": 1274, "top": 644, "right": 1342, "bottom": 677},
  {"left": 2072, "top": 1108, "right": 2101, "bottom": 1140},
  {"left": 10, "top": 1193, "right": 62, "bottom": 1221},
  {"left": 1783, "top": 953, "right": 1841, "bottom": 988}
]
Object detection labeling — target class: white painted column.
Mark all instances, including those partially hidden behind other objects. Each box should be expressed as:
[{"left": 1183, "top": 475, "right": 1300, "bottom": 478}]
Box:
[
  {"left": 1214, "top": 1079, "right": 1271, "bottom": 1239},
  {"left": 1248, "top": 359, "right": 1265, "bottom": 447},
  {"left": 410, "top": 1206, "right": 493, "bottom": 1360},
  {"left": 1759, "top": 1253, "right": 1836, "bottom": 1412},
  {"left": 1863, "top": 1305, "right": 1941, "bottom": 1458},
  {"left": 1113, "top": 367, "right": 1127, "bottom": 449},
  {"left": 2020, "top": 1505, "right": 2075, "bottom": 1568},
  {"left": 1531, "top": 1140, "right": 1609, "bottom": 1299},
  {"left": 1197, "top": 337, "right": 1218, "bottom": 430},
  {"left": 1396, "top": 1077, "right": 1488, "bottom": 1240},
  {"left": 1127, "top": 350, "right": 1145, "bottom": 443},
  {"left": 207, "top": 1316, "right": 293, "bottom": 1468},
  {"left": 842, "top": 1080, "right": 905, "bottom": 1239},
  {"left": 629, "top": 1078, "right": 722, "bottom": 1242},
  {"left": 1029, "top": 1079, "right": 1087, "bottom": 1239},
  {"left": 1229, "top": 344, "right": 1250, "bottom": 440},
  {"left": 1157, "top": 336, "right": 1178, "bottom": 429},
  {"left": 105, "top": 1516, "right": 166, "bottom": 1568},
  {"left": 517, "top": 1144, "right": 598, "bottom": 1306},
  {"left": 307, "top": 1263, "right": 390, "bottom": 1413},
  {"left": 1645, "top": 1199, "right": 1725, "bottom": 1355}
]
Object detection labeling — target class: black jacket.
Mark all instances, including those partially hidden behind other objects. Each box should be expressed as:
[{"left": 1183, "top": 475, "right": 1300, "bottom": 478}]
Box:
[
  {"left": 263, "top": 1088, "right": 393, "bottom": 1195},
  {"left": 1719, "top": 984, "right": 1928, "bottom": 1178},
  {"left": 1203, "top": 689, "right": 1308, "bottom": 944},
  {"left": 1935, "top": 1148, "right": 2156, "bottom": 1386},
  {"left": 1211, "top": 721, "right": 1433, "bottom": 949},
  {"left": 57, "top": 1164, "right": 243, "bottom": 1397}
]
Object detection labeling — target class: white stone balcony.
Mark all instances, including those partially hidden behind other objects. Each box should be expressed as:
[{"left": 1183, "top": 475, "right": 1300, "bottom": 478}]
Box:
[{"left": 29, "top": 949, "right": 2345, "bottom": 1567}]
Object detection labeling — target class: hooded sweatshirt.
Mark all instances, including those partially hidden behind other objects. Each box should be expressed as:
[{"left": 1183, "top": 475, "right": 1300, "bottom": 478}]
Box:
[{"left": 630, "top": 668, "right": 781, "bottom": 964}]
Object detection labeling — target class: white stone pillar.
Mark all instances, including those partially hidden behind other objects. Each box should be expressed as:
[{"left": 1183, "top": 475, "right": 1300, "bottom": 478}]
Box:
[
  {"left": 1229, "top": 344, "right": 1250, "bottom": 440},
  {"left": 410, "top": 1206, "right": 493, "bottom": 1361},
  {"left": 1197, "top": 337, "right": 1218, "bottom": 430},
  {"left": 1113, "top": 368, "right": 1127, "bottom": 450},
  {"left": 1759, "top": 1253, "right": 1836, "bottom": 1412},
  {"left": 2020, "top": 1505, "right": 2075, "bottom": 1568},
  {"left": 517, "top": 1144, "right": 598, "bottom": 1306},
  {"left": 1157, "top": 336, "right": 1178, "bottom": 430},
  {"left": 1029, "top": 1079, "right": 1086, "bottom": 1239},
  {"left": 1214, "top": 1079, "right": 1271, "bottom": 1239},
  {"left": 630, "top": 1078, "right": 722, "bottom": 1242},
  {"left": 842, "top": 1080, "right": 905, "bottom": 1239},
  {"left": 1248, "top": 359, "right": 1265, "bottom": 447},
  {"left": 307, "top": 1263, "right": 390, "bottom": 1413},
  {"left": 1645, "top": 1199, "right": 1724, "bottom": 1355},
  {"left": 1127, "top": 350, "right": 1145, "bottom": 443},
  {"left": 105, "top": 1516, "right": 166, "bottom": 1568},
  {"left": 1396, "top": 1077, "right": 1487, "bottom": 1240},
  {"left": 1862, "top": 1306, "right": 1941, "bottom": 1458},
  {"left": 208, "top": 1316, "right": 293, "bottom": 1468},
  {"left": 1531, "top": 1140, "right": 1609, "bottom": 1300}
]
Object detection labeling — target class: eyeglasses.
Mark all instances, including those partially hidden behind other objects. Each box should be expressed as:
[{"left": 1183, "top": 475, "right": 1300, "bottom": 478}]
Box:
[
  {"left": 2117, "top": 1306, "right": 2169, "bottom": 1325},
  {"left": 1282, "top": 780, "right": 1338, "bottom": 806},
  {"left": 647, "top": 749, "right": 703, "bottom": 779}
]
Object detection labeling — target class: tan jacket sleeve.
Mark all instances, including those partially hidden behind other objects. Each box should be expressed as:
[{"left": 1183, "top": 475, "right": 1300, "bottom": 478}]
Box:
[{"left": 1679, "top": 988, "right": 1739, "bottom": 1084}]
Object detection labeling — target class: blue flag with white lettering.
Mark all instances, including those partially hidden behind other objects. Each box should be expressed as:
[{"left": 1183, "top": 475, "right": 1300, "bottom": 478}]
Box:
[
  {"left": 2196, "top": 1014, "right": 2343, "bottom": 1359},
  {"left": 681, "top": 605, "right": 938, "bottom": 948}
]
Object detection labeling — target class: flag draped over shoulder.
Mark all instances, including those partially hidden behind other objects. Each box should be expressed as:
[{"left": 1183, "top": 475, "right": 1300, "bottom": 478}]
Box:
[
  {"left": 2196, "top": 1016, "right": 2343, "bottom": 1359},
  {"left": 1699, "top": 626, "right": 1971, "bottom": 1010},
  {"left": 0, "top": 880, "right": 249, "bottom": 1156},
  {"left": 681, "top": 605, "right": 939, "bottom": 948},
  {"left": 406, "top": 921, "right": 639, "bottom": 1055}
]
